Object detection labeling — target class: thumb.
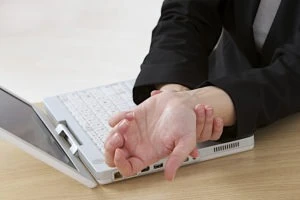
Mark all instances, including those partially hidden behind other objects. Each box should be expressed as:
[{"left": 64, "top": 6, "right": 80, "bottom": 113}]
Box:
[{"left": 164, "top": 138, "right": 196, "bottom": 181}]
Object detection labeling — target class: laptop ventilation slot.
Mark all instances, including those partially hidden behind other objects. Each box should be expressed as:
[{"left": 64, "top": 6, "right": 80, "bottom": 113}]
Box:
[{"left": 214, "top": 142, "right": 240, "bottom": 153}]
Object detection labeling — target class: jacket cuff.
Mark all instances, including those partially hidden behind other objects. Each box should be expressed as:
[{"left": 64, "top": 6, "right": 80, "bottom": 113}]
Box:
[{"left": 133, "top": 63, "right": 208, "bottom": 104}]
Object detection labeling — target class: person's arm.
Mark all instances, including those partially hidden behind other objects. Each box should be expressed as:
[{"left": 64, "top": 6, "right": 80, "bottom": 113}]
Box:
[
  {"left": 133, "top": 0, "right": 226, "bottom": 104},
  {"left": 200, "top": 30, "right": 300, "bottom": 139}
]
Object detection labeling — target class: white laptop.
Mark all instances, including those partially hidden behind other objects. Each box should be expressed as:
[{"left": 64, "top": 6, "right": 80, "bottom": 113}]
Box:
[{"left": 0, "top": 79, "right": 254, "bottom": 188}]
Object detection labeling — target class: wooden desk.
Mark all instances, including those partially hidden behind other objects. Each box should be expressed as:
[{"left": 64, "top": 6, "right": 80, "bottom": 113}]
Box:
[{"left": 1, "top": 113, "right": 300, "bottom": 200}]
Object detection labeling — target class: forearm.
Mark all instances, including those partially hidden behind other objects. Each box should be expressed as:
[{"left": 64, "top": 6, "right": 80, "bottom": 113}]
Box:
[
  {"left": 157, "top": 83, "right": 235, "bottom": 126},
  {"left": 133, "top": 0, "right": 224, "bottom": 105},
  {"left": 200, "top": 45, "right": 300, "bottom": 138},
  {"left": 157, "top": 83, "right": 190, "bottom": 92}
]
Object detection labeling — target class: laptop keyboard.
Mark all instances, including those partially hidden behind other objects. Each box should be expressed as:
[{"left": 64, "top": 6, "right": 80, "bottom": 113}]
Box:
[{"left": 57, "top": 80, "right": 136, "bottom": 153}]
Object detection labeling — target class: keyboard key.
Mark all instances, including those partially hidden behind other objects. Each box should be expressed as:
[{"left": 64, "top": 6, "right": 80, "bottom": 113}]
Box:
[{"left": 58, "top": 80, "right": 135, "bottom": 152}]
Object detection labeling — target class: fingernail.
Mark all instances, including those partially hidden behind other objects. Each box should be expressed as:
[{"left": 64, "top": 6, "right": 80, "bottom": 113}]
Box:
[
  {"left": 205, "top": 105, "right": 213, "bottom": 115},
  {"left": 195, "top": 104, "right": 204, "bottom": 112},
  {"left": 125, "top": 112, "right": 135, "bottom": 120}
]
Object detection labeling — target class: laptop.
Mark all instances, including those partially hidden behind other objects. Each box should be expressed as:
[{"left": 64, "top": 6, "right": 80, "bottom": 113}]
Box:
[{"left": 0, "top": 79, "right": 254, "bottom": 188}]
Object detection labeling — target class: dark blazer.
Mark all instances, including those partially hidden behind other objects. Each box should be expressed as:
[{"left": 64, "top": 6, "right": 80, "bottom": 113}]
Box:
[{"left": 133, "top": 0, "right": 300, "bottom": 139}]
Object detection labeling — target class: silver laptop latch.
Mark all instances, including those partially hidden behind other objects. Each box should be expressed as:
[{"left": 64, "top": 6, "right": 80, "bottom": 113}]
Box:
[{"left": 55, "top": 124, "right": 79, "bottom": 155}]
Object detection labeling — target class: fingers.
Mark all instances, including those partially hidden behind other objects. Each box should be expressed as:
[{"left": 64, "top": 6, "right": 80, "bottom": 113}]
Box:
[
  {"left": 108, "top": 111, "right": 135, "bottom": 127},
  {"left": 108, "top": 112, "right": 127, "bottom": 127},
  {"left": 164, "top": 138, "right": 196, "bottom": 181},
  {"left": 194, "top": 104, "right": 224, "bottom": 142},
  {"left": 198, "top": 105, "right": 214, "bottom": 142},
  {"left": 194, "top": 104, "right": 205, "bottom": 140},
  {"left": 104, "top": 133, "right": 124, "bottom": 167},
  {"left": 106, "top": 112, "right": 134, "bottom": 147},
  {"left": 189, "top": 147, "right": 199, "bottom": 158},
  {"left": 105, "top": 111, "right": 134, "bottom": 166},
  {"left": 114, "top": 148, "right": 145, "bottom": 177},
  {"left": 114, "top": 148, "right": 131, "bottom": 176},
  {"left": 104, "top": 119, "right": 129, "bottom": 167},
  {"left": 211, "top": 117, "right": 224, "bottom": 140}
]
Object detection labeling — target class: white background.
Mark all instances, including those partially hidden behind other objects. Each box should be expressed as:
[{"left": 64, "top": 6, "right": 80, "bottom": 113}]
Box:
[{"left": 0, "top": 0, "right": 163, "bottom": 102}]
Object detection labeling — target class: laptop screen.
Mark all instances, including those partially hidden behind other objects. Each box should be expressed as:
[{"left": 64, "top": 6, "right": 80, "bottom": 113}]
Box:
[{"left": 0, "top": 89, "right": 75, "bottom": 168}]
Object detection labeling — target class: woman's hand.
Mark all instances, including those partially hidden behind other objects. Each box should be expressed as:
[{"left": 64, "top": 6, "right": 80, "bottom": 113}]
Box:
[
  {"left": 104, "top": 86, "right": 234, "bottom": 180},
  {"left": 105, "top": 91, "right": 199, "bottom": 181}
]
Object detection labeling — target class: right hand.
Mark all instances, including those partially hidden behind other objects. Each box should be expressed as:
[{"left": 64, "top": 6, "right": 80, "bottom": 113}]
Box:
[
  {"left": 110, "top": 83, "right": 224, "bottom": 143},
  {"left": 105, "top": 91, "right": 200, "bottom": 181},
  {"left": 109, "top": 97, "right": 224, "bottom": 143}
]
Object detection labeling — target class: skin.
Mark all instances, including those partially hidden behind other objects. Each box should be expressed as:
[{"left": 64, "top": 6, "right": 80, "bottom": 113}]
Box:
[
  {"left": 152, "top": 84, "right": 225, "bottom": 142},
  {"left": 104, "top": 85, "right": 235, "bottom": 181}
]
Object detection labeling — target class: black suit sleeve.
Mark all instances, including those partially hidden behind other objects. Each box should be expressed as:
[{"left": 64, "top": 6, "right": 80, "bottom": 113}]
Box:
[
  {"left": 202, "top": 30, "right": 300, "bottom": 138},
  {"left": 133, "top": 0, "right": 225, "bottom": 104}
]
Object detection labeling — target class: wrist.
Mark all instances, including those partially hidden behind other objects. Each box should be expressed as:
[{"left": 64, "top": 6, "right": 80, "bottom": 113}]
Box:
[{"left": 156, "top": 84, "right": 189, "bottom": 92}]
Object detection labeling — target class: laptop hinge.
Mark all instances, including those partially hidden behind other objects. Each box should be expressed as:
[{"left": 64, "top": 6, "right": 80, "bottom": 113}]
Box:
[{"left": 55, "top": 124, "right": 80, "bottom": 156}]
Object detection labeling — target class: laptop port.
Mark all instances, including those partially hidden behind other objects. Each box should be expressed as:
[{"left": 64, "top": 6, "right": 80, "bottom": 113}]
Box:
[
  {"left": 184, "top": 157, "right": 189, "bottom": 162},
  {"left": 153, "top": 163, "right": 163, "bottom": 169},
  {"left": 114, "top": 171, "right": 123, "bottom": 180},
  {"left": 141, "top": 166, "right": 150, "bottom": 172}
]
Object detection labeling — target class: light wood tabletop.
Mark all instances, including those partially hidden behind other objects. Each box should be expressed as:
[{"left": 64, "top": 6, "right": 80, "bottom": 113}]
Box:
[{"left": 1, "top": 112, "right": 300, "bottom": 200}]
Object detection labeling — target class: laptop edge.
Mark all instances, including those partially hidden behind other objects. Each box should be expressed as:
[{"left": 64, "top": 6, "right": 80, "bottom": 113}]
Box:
[
  {"left": 0, "top": 85, "right": 255, "bottom": 187},
  {"left": 0, "top": 86, "right": 97, "bottom": 188}
]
